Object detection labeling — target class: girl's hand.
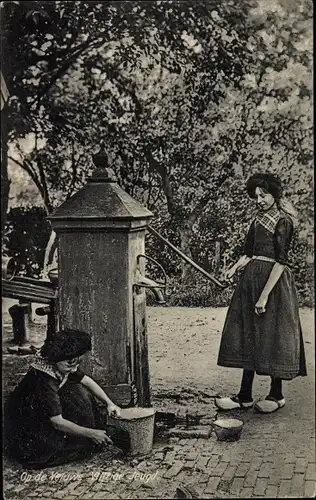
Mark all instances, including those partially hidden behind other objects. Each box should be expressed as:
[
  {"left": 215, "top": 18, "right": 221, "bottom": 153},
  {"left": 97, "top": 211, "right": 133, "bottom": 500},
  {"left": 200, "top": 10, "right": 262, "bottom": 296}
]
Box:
[
  {"left": 88, "top": 429, "right": 113, "bottom": 446},
  {"left": 108, "top": 404, "right": 121, "bottom": 418},
  {"left": 255, "top": 294, "right": 268, "bottom": 315}
]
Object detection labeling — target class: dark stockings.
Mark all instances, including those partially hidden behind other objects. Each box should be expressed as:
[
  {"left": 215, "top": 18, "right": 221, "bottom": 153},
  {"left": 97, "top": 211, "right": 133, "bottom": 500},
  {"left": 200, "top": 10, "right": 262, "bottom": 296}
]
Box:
[
  {"left": 267, "top": 377, "right": 284, "bottom": 401},
  {"left": 237, "top": 370, "right": 284, "bottom": 402},
  {"left": 237, "top": 370, "right": 255, "bottom": 402}
]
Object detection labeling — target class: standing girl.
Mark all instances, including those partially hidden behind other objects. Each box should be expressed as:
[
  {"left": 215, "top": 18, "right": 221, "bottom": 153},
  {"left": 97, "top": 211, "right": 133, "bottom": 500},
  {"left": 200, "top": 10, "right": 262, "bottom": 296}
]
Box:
[{"left": 216, "top": 172, "right": 307, "bottom": 413}]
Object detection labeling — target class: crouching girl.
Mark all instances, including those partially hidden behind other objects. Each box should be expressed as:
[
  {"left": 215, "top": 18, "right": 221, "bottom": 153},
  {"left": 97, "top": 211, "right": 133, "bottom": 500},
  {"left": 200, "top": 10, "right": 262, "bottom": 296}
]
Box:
[{"left": 4, "top": 329, "right": 130, "bottom": 469}]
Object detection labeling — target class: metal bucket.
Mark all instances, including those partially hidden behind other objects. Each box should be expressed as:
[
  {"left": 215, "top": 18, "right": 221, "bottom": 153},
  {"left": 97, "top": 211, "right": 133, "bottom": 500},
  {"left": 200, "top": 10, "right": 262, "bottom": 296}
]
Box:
[
  {"left": 2, "top": 255, "right": 16, "bottom": 280},
  {"left": 109, "top": 407, "right": 155, "bottom": 456}
]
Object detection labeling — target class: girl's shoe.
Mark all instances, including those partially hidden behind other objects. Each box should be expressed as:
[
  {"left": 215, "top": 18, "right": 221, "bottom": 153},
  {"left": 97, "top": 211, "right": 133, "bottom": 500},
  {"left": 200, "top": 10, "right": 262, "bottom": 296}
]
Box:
[
  {"left": 254, "top": 397, "right": 285, "bottom": 414},
  {"left": 215, "top": 395, "right": 254, "bottom": 410}
]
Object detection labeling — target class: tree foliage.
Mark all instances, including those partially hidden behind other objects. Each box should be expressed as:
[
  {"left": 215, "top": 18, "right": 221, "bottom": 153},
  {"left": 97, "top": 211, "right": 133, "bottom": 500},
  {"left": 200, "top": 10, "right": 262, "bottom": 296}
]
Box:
[{"left": 2, "top": 0, "right": 313, "bottom": 285}]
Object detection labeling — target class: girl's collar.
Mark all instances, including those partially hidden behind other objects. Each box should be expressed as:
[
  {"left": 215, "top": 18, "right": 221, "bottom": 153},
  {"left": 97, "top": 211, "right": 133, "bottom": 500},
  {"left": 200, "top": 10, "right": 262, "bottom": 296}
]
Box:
[
  {"left": 255, "top": 203, "right": 280, "bottom": 234},
  {"left": 30, "top": 352, "right": 69, "bottom": 388}
]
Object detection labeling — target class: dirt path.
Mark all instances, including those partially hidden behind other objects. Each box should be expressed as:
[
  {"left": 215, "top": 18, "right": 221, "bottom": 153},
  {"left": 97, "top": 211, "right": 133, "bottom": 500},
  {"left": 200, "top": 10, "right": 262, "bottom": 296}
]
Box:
[
  {"left": 3, "top": 301, "right": 314, "bottom": 415},
  {"left": 148, "top": 306, "right": 314, "bottom": 402}
]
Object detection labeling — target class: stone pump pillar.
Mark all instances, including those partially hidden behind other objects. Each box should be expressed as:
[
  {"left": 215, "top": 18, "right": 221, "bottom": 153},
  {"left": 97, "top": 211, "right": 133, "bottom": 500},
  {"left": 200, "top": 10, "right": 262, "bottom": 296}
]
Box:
[{"left": 49, "top": 150, "right": 158, "bottom": 407}]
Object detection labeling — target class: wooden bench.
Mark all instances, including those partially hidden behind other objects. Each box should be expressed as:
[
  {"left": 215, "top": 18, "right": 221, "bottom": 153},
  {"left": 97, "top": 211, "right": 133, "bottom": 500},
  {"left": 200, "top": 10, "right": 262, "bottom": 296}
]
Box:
[{"left": 2, "top": 276, "right": 58, "bottom": 343}]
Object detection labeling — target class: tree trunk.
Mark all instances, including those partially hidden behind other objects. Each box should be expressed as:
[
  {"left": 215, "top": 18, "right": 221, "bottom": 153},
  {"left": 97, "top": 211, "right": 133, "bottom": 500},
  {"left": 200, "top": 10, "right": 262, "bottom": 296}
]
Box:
[
  {"left": 1, "top": 104, "right": 10, "bottom": 235},
  {"left": 178, "top": 219, "right": 195, "bottom": 283}
]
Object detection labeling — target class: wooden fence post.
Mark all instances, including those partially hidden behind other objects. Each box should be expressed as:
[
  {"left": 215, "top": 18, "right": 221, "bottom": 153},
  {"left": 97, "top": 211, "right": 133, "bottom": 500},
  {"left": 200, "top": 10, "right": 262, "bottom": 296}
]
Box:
[
  {"left": 307, "top": 233, "right": 314, "bottom": 264},
  {"left": 214, "top": 241, "right": 221, "bottom": 276}
]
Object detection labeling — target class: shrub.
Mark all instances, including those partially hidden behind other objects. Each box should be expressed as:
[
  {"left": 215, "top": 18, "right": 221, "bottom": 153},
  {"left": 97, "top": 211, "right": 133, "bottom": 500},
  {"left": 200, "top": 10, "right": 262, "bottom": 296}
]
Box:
[
  {"left": 165, "top": 276, "right": 233, "bottom": 307},
  {"left": 3, "top": 207, "right": 51, "bottom": 278},
  {"left": 162, "top": 271, "right": 314, "bottom": 308}
]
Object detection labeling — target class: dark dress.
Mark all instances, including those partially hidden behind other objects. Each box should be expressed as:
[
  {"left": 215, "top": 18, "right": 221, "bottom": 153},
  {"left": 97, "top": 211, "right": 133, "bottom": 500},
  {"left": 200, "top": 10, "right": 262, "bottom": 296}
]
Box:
[
  {"left": 217, "top": 215, "right": 307, "bottom": 380},
  {"left": 4, "top": 367, "right": 129, "bottom": 469}
]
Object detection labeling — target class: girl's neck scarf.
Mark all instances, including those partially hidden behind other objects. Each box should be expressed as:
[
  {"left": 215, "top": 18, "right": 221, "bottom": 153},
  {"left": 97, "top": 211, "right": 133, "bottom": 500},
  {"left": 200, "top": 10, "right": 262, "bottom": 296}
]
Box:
[
  {"left": 255, "top": 204, "right": 280, "bottom": 234},
  {"left": 30, "top": 352, "right": 69, "bottom": 389}
]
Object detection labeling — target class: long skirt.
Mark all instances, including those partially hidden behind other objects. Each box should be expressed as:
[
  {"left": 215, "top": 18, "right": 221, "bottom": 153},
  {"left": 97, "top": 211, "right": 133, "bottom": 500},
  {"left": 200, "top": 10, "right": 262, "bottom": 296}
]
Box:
[
  {"left": 4, "top": 382, "right": 130, "bottom": 469},
  {"left": 217, "top": 259, "right": 307, "bottom": 380}
]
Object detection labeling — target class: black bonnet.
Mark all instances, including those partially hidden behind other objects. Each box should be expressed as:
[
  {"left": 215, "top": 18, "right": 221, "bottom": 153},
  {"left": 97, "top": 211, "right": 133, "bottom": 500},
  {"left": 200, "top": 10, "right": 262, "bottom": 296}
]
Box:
[
  {"left": 246, "top": 172, "right": 283, "bottom": 200},
  {"left": 40, "top": 330, "right": 92, "bottom": 362}
]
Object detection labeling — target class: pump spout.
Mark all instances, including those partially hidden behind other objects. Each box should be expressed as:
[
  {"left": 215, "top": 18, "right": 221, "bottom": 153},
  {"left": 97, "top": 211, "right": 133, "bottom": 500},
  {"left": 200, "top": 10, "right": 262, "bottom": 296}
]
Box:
[{"left": 134, "top": 274, "right": 166, "bottom": 305}]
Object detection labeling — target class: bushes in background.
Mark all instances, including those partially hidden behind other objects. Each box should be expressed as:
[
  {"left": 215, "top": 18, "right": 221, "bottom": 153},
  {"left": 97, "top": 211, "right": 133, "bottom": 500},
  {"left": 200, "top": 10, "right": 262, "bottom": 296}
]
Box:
[
  {"left": 3, "top": 206, "right": 314, "bottom": 307},
  {"left": 3, "top": 207, "right": 51, "bottom": 278}
]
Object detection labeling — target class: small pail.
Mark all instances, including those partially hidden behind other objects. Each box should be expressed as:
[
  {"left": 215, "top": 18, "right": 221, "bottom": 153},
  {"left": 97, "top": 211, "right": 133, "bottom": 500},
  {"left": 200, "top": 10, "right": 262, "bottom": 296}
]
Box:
[
  {"left": 109, "top": 407, "right": 155, "bottom": 456},
  {"left": 212, "top": 418, "right": 244, "bottom": 442}
]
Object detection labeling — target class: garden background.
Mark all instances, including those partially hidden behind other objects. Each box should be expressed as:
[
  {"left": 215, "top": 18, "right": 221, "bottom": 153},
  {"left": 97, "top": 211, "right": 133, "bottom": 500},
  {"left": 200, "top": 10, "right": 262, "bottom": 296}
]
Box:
[{"left": 1, "top": 0, "right": 313, "bottom": 307}]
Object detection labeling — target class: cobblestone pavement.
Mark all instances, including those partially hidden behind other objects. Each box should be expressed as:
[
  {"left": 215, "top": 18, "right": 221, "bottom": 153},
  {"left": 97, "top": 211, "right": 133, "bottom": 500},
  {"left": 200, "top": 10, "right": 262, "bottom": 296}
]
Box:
[{"left": 3, "top": 306, "right": 315, "bottom": 499}]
